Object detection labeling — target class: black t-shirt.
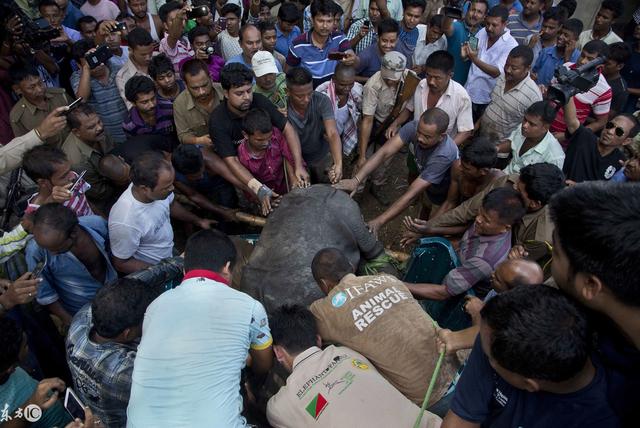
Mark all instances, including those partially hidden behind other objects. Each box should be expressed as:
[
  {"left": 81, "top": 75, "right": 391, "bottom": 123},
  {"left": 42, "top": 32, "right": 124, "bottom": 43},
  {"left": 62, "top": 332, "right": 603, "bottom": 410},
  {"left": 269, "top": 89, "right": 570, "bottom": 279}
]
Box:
[
  {"left": 450, "top": 338, "right": 620, "bottom": 428},
  {"left": 563, "top": 125, "right": 625, "bottom": 183},
  {"left": 209, "top": 93, "right": 288, "bottom": 158},
  {"left": 608, "top": 76, "right": 629, "bottom": 114}
]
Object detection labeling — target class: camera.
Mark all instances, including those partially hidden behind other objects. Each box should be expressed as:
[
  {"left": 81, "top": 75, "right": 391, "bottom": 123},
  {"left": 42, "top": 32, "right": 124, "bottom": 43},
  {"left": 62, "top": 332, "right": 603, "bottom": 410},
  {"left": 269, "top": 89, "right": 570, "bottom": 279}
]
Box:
[
  {"left": 546, "top": 57, "right": 606, "bottom": 108},
  {"left": 204, "top": 46, "right": 215, "bottom": 56},
  {"left": 85, "top": 45, "right": 113, "bottom": 69},
  {"left": 111, "top": 22, "right": 127, "bottom": 33},
  {"left": 1, "top": 0, "right": 60, "bottom": 50},
  {"left": 188, "top": 5, "right": 209, "bottom": 19}
]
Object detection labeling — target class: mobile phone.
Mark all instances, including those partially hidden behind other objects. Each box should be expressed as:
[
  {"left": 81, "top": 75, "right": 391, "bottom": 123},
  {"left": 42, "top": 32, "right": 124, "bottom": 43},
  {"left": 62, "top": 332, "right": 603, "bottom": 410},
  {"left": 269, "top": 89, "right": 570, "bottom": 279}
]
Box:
[
  {"left": 69, "top": 170, "right": 87, "bottom": 194},
  {"left": 64, "top": 97, "right": 83, "bottom": 116},
  {"left": 468, "top": 35, "right": 478, "bottom": 51},
  {"left": 85, "top": 44, "right": 113, "bottom": 69},
  {"left": 188, "top": 5, "right": 209, "bottom": 19},
  {"left": 64, "top": 388, "right": 86, "bottom": 422},
  {"left": 363, "top": 19, "right": 370, "bottom": 26},
  {"left": 328, "top": 51, "right": 347, "bottom": 60},
  {"left": 217, "top": 17, "right": 227, "bottom": 30},
  {"left": 111, "top": 21, "right": 127, "bottom": 33},
  {"left": 31, "top": 261, "right": 46, "bottom": 278}
]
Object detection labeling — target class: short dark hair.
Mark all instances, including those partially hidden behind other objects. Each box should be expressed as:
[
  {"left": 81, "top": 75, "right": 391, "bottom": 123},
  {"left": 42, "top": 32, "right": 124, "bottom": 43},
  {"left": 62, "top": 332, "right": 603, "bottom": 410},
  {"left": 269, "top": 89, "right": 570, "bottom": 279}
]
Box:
[
  {"left": 404, "top": 0, "right": 426, "bottom": 13},
  {"left": 220, "top": 63, "right": 254, "bottom": 90},
  {"left": 184, "top": 229, "right": 237, "bottom": 272},
  {"left": 9, "top": 61, "right": 40, "bottom": 84},
  {"left": 616, "top": 113, "right": 640, "bottom": 140},
  {"left": 257, "top": 19, "right": 276, "bottom": 34},
  {"left": 172, "top": 144, "right": 204, "bottom": 175},
  {"left": 92, "top": 278, "right": 151, "bottom": 338},
  {"left": 557, "top": 0, "right": 577, "bottom": 17},
  {"left": 519, "top": 163, "right": 565, "bottom": 205},
  {"left": 425, "top": 50, "right": 454, "bottom": 73},
  {"left": 525, "top": 100, "right": 557, "bottom": 124},
  {"left": 242, "top": 108, "right": 273, "bottom": 135},
  {"left": 221, "top": 3, "right": 241, "bottom": 18},
  {"left": 125, "top": 75, "right": 156, "bottom": 103},
  {"left": 542, "top": 7, "right": 567, "bottom": 25},
  {"left": 600, "top": 0, "right": 624, "bottom": 18},
  {"left": 278, "top": 2, "right": 300, "bottom": 22},
  {"left": 607, "top": 42, "right": 631, "bottom": 65},
  {"left": 482, "top": 187, "right": 526, "bottom": 226},
  {"left": 38, "top": 0, "right": 59, "bottom": 10},
  {"left": 582, "top": 39, "right": 609, "bottom": 59},
  {"left": 377, "top": 17, "right": 399, "bottom": 38},
  {"left": 429, "top": 13, "right": 445, "bottom": 28},
  {"left": 420, "top": 108, "right": 450, "bottom": 134},
  {"left": 561, "top": 18, "right": 583, "bottom": 39},
  {"left": 128, "top": 27, "right": 154, "bottom": 49},
  {"left": 270, "top": 304, "right": 318, "bottom": 354},
  {"left": 71, "top": 38, "right": 96, "bottom": 61},
  {"left": 23, "top": 146, "right": 68, "bottom": 181},
  {"left": 33, "top": 203, "right": 78, "bottom": 237},
  {"left": 460, "top": 137, "right": 497, "bottom": 169},
  {"left": 158, "top": 1, "right": 182, "bottom": 22},
  {"left": 0, "top": 318, "right": 23, "bottom": 373},
  {"left": 149, "top": 54, "right": 175, "bottom": 80},
  {"left": 130, "top": 151, "right": 172, "bottom": 188},
  {"left": 508, "top": 45, "right": 534, "bottom": 67},
  {"left": 311, "top": 247, "right": 353, "bottom": 284},
  {"left": 180, "top": 58, "right": 210, "bottom": 81},
  {"left": 487, "top": 5, "right": 509, "bottom": 22},
  {"left": 188, "top": 25, "right": 211, "bottom": 44},
  {"left": 239, "top": 24, "right": 259, "bottom": 42},
  {"left": 329, "top": 1, "right": 343, "bottom": 16},
  {"left": 310, "top": 0, "right": 335, "bottom": 18},
  {"left": 77, "top": 15, "right": 98, "bottom": 28},
  {"left": 67, "top": 103, "right": 97, "bottom": 129},
  {"left": 286, "top": 66, "right": 313, "bottom": 87},
  {"left": 550, "top": 182, "right": 640, "bottom": 306},
  {"left": 481, "top": 285, "right": 591, "bottom": 382},
  {"left": 469, "top": 0, "right": 489, "bottom": 9},
  {"left": 333, "top": 62, "right": 356, "bottom": 79}
]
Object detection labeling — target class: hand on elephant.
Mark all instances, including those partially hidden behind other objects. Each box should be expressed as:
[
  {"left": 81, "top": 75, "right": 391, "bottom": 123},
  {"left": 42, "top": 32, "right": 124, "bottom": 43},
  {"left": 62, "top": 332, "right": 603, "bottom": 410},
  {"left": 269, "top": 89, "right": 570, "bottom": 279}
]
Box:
[
  {"left": 402, "top": 216, "right": 430, "bottom": 234},
  {"left": 367, "top": 218, "right": 383, "bottom": 239},
  {"left": 333, "top": 178, "right": 358, "bottom": 197},
  {"left": 259, "top": 192, "right": 281, "bottom": 216},
  {"left": 328, "top": 163, "right": 343, "bottom": 184},
  {"left": 294, "top": 166, "right": 310, "bottom": 188}
]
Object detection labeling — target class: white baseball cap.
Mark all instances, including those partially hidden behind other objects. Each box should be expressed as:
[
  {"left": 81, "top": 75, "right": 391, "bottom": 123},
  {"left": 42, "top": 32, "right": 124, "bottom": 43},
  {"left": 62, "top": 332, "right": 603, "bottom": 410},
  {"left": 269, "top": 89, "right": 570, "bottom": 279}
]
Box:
[{"left": 252, "top": 51, "right": 279, "bottom": 77}]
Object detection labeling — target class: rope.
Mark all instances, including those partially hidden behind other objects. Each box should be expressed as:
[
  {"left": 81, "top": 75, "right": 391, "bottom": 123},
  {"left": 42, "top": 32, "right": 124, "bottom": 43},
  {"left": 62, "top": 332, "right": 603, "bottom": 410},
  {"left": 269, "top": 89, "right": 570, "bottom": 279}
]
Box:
[{"left": 413, "top": 321, "right": 446, "bottom": 428}]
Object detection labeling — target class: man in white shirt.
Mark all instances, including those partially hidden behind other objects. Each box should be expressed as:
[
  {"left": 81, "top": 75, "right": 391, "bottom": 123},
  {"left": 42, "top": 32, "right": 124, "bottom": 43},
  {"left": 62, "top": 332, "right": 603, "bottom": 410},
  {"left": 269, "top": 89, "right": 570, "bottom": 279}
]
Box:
[
  {"left": 108, "top": 151, "right": 215, "bottom": 274},
  {"left": 127, "top": 229, "right": 273, "bottom": 427},
  {"left": 412, "top": 14, "right": 448, "bottom": 76},
  {"left": 464, "top": 5, "right": 518, "bottom": 121},
  {"left": 388, "top": 50, "right": 473, "bottom": 146},
  {"left": 576, "top": 0, "right": 623, "bottom": 50},
  {"left": 500, "top": 100, "right": 565, "bottom": 174}
]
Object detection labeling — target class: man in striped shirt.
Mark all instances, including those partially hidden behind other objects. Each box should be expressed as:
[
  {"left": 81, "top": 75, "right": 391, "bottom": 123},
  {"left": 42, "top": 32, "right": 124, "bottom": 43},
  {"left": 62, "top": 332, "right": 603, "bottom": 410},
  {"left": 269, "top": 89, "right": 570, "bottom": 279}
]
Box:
[
  {"left": 123, "top": 75, "right": 178, "bottom": 150},
  {"left": 506, "top": 0, "right": 543, "bottom": 45},
  {"left": 286, "top": 0, "right": 357, "bottom": 87}
]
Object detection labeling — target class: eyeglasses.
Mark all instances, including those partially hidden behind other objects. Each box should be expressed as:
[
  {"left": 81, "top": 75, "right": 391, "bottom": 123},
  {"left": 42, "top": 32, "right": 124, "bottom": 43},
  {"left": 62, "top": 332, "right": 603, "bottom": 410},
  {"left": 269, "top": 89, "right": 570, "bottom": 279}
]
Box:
[{"left": 606, "top": 121, "right": 625, "bottom": 137}]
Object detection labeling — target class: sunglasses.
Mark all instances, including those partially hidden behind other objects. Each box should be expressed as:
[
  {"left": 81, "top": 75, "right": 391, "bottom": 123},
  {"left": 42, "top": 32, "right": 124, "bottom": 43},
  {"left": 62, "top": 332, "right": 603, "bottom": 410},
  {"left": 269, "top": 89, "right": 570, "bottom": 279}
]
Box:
[{"left": 606, "top": 121, "right": 625, "bottom": 137}]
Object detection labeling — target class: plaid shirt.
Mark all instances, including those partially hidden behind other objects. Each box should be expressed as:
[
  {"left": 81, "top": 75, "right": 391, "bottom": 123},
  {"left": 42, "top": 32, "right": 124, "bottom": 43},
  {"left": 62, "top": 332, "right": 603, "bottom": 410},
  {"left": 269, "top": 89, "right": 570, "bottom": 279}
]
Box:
[
  {"left": 66, "top": 304, "right": 137, "bottom": 428},
  {"left": 443, "top": 223, "right": 512, "bottom": 296},
  {"left": 346, "top": 18, "right": 378, "bottom": 54},
  {"left": 315, "top": 79, "right": 363, "bottom": 155}
]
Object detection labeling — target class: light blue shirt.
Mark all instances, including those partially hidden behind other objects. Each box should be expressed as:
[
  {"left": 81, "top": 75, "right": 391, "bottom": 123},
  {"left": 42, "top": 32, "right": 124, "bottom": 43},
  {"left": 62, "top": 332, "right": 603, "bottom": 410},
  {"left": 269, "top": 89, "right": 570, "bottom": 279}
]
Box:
[
  {"left": 26, "top": 215, "right": 118, "bottom": 315},
  {"left": 126, "top": 274, "right": 272, "bottom": 428},
  {"left": 275, "top": 23, "right": 301, "bottom": 57}
]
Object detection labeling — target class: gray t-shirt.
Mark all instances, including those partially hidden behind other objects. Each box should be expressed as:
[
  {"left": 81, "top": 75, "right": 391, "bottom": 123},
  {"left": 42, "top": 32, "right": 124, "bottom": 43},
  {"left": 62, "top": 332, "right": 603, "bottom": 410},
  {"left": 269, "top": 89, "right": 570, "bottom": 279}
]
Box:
[
  {"left": 398, "top": 120, "right": 459, "bottom": 204},
  {"left": 287, "top": 92, "right": 334, "bottom": 163}
]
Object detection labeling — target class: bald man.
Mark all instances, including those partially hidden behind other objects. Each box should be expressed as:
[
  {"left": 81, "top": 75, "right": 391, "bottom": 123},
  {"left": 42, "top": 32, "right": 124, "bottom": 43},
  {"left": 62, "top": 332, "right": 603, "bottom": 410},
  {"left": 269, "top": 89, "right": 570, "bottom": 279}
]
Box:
[{"left": 435, "top": 258, "right": 544, "bottom": 355}]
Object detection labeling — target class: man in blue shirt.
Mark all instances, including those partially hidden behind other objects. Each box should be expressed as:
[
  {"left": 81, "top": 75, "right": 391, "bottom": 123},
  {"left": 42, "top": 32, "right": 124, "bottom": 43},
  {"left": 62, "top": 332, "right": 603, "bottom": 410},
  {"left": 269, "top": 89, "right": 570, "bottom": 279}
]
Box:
[
  {"left": 227, "top": 24, "right": 283, "bottom": 74},
  {"left": 26, "top": 203, "right": 118, "bottom": 328},
  {"left": 532, "top": 18, "right": 582, "bottom": 86},
  {"left": 444, "top": 0, "right": 488, "bottom": 85},
  {"left": 506, "top": 0, "right": 543, "bottom": 45},
  {"left": 443, "top": 285, "right": 619, "bottom": 428},
  {"left": 549, "top": 182, "right": 640, "bottom": 426},
  {"left": 356, "top": 18, "right": 399, "bottom": 81},
  {"left": 394, "top": 0, "right": 425, "bottom": 69},
  {"left": 335, "top": 108, "right": 459, "bottom": 237},
  {"left": 275, "top": 2, "right": 301, "bottom": 57}
]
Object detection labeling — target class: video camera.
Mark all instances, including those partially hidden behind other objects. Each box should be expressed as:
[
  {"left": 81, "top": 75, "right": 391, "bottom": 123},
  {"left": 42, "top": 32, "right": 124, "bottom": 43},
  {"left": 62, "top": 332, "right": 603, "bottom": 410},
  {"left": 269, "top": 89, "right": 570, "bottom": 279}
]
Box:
[
  {"left": 546, "top": 57, "right": 606, "bottom": 108},
  {"left": 1, "top": 0, "right": 60, "bottom": 50}
]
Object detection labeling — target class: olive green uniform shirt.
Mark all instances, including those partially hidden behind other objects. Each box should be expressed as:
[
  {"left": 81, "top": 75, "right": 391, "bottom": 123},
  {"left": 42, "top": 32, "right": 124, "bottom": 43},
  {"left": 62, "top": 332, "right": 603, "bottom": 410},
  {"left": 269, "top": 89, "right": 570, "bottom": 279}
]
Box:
[{"left": 9, "top": 88, "right": 70, "bottom": 147}]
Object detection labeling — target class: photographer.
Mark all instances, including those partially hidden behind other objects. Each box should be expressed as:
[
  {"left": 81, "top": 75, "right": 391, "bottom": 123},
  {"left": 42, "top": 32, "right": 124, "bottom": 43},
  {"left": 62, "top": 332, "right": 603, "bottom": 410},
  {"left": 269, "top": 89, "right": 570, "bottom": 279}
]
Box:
[
  {"left": 183, "top": 26, "right": 224, "bottom": 82},
  {"left": 70, "top": 39, "right": 128, "bottom": 143}
]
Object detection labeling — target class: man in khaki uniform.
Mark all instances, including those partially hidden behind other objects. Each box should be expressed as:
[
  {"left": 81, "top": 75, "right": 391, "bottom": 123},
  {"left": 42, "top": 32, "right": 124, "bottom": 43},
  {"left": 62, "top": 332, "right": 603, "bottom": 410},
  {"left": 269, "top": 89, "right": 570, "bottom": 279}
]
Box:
[
  {"left": 309, "top": 247, "right": 458, "bottom": 407},
  {"left": 174, "top": 58, "right": 224, "bottom": 146},
  {"left": 266, "top": 305, "right": 441, "bottom": 428},
  {"left": 9, "top": 64, "right": 70, "bottom": 148}
]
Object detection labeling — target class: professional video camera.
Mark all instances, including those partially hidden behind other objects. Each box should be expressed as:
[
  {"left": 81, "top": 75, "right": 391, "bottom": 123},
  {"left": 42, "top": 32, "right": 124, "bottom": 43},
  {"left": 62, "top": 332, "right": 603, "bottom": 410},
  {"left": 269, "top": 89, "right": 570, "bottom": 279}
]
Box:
[
  {"left": 1, "top": 0, "right": 59, "bottom": 50},
  {"left": 546, "top": 57, "right": 606, "bottom": 108}
]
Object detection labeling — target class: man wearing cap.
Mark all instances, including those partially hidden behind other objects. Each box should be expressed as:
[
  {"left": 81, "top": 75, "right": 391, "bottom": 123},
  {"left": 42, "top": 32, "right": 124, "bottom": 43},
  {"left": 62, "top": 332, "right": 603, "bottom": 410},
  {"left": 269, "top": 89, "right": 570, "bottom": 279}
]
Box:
[
  {"left": 336, "top": 108, "right": 459, "bottom": 237},
  {"left": 227, "top": 24, "right": 283, "bottom": 75},
  {"left": 253, "top": 51, "right": 288, "bottom": 114},
  {"left": 355, "top": 51, "right": 413, "bottom": 202}
]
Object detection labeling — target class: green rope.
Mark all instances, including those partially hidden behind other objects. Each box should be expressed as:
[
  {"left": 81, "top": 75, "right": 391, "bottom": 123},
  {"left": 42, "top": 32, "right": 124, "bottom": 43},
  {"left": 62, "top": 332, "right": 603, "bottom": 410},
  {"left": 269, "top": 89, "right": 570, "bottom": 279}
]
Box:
[{"left": 413, "top": 321, "right": 446, "bottom": 428}]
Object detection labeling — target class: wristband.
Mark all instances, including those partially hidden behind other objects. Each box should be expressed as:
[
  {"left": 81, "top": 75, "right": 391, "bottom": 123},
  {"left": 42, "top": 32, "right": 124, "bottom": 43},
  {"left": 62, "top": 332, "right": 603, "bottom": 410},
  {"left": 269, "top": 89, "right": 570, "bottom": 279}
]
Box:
[
  {"left": 248, "top": 178, "right": 263, "bottom": 196},
  {"left": 353, "top": 175, "right": 361, "bottom": 184},
  {"left": 34, "top": 128, "right": 43, "bottom": 141},
  {"left": 257, "top": 185, "right": 273, "bottom": 201}
]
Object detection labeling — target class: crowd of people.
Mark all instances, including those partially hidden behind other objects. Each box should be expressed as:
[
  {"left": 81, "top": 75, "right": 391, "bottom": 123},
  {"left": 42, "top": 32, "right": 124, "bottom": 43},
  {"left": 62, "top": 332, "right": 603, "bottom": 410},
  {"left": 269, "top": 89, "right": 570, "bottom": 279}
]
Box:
[{"left": 0, "top": 0, "right": 638, "bottom": 426}]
